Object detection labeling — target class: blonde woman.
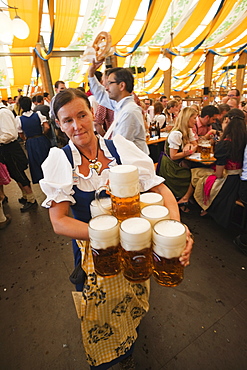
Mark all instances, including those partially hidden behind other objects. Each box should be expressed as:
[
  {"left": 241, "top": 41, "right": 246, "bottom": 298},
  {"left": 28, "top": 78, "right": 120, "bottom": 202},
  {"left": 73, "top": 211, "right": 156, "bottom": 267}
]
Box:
[{"left": 157, "top": 107, "right": 197, "bottom": 210}]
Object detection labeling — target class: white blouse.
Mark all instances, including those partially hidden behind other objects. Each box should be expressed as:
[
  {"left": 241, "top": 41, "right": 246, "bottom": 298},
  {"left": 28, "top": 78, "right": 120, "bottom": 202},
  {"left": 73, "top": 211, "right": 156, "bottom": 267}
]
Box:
[
  {"left": 168, "top": 129, "right": 195, "bottom": 150},
  {"left": 40, "top": 134, "right": 164, "bottom": 208},
  {"left": 16, "top": 110, "right": 48, "bottom": 133}
]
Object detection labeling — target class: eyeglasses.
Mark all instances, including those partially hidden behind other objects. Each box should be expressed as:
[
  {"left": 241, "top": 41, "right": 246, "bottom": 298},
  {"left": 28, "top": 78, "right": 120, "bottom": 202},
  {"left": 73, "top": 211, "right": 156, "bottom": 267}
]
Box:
[{"left": 106, "top": 81, "right": 118, "bottom": 86}]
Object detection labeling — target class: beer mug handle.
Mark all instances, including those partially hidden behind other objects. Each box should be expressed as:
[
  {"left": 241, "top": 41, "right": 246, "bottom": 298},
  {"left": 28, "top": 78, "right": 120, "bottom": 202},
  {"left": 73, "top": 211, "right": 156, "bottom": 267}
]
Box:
[{"left": 95, "top": 186, "right": 112, "bottom": 215}]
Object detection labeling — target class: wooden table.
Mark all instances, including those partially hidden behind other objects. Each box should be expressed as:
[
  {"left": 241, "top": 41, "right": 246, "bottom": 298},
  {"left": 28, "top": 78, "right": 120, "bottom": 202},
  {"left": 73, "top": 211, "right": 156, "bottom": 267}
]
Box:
[
  {"left": 147, "top": 135, "right": 167, "bottom": 163},
  {"left": 185, "top": 153, "right": 216, "bottom": 166}
]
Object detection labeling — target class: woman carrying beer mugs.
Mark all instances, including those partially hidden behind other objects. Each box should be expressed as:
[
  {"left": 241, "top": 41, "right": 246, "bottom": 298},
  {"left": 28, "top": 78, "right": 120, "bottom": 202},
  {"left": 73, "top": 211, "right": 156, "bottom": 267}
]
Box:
[{"left": 39, "top": 88, "right": 193, "bottom": 370}]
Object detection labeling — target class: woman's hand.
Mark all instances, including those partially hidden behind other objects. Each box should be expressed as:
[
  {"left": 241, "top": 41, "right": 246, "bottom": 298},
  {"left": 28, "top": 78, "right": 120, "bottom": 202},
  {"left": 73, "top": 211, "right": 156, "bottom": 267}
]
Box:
[
  {"left": 183, "top": 144, "right": 197, "bottom": 156},
  {"left": 179, "top": 226, "right": 194, "bottom": 266}
]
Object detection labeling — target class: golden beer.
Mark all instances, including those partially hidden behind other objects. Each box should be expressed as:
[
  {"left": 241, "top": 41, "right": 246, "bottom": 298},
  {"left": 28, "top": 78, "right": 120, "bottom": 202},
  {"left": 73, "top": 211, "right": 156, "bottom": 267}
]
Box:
[
  {"left": 120, "top": 217, "right": 152, "bottom": 283},
  {"left": 111, "top": 193, "right": 140, "bottom": 221},
  {"left": 152, "top": 253, "right": 183, "bottom": 287},
  {"left": 89, "top": 215, "right": 121, "bottom": 277},
  {"left": 121, "top": 246, "right": 153, "bottom": 283},
  {"left": 95, "top": 165, "right": 140, "bottom": 221},
  {"left": 152, "top": 220, "right": 186, "bottom": 287},
  {"left": 91, "top": 245, "right": 121, "bottom": 277},
  {"left": 200, "top": 144, "right": 211, "bottom": 160}
]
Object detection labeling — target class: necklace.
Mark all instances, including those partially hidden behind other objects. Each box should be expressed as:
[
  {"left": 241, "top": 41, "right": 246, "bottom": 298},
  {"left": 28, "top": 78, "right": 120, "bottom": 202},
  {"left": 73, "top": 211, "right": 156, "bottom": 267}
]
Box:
[{"left": 80, "top": 138, "right": 102, "bottom": 174}]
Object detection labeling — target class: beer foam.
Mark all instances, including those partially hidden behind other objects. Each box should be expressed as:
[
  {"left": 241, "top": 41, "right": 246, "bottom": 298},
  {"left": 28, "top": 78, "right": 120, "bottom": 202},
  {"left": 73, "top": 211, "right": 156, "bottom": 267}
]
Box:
[
  {"left": 110, "top": 165, "right": 138, "bottom": 174},
  {"left": 120, "top": 217, "right": 151, "bottom": 251},
  {"left": 109, "top": 165, "right": 139, "bottom": 198},
  {"left": 90, "top": 198, "right": 112, "bottom": 218},
  {"left": 90, "top": 215, "right": 117, "bottom": 230},
  {"left": 141, "top": 205, "right": 169, "bottom": 219},
  {"left": 154, "top": 219, "right": 185, "bottom": 237},
  {"left": 121, "top": 217, "right": 150, "bottom": 234},
  {"left": 140, "top": 192, "right": 163, "bottom": 205}
]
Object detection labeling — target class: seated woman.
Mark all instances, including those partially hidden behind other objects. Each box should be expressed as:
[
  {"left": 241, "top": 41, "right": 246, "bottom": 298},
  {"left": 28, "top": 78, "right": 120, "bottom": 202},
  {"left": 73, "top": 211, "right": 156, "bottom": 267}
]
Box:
[
  {"left": 178, "top": 109, "right": 247, "bottom": 227},
  {"left": 157, "top": 107, "right": 197, "bottom": 208},
  {"left": 161, "top": 99, "right": 179, "bottom": 132},
  {"left": 152, "top": 102, "right": 166, "bottom": 128},
  {"left": 39, "top": 88, "right": 193, "bottom": 370}
]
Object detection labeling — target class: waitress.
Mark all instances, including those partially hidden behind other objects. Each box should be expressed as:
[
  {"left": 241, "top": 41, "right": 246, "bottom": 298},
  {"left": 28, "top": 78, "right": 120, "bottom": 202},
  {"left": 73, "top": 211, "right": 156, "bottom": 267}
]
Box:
[{"left": 40, "top": 88, "right": 193, "bottom": 370}]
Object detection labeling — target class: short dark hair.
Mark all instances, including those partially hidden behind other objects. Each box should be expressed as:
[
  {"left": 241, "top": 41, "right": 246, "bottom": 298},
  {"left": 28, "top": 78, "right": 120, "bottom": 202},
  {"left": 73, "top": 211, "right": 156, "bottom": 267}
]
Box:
[
  {"left": 31, "top": 95, "right": 37, "bottom": 103},
  {"left": 107, "top": 67, "right": 134, "bottom": 93},
  {"left": 201, "top": 105, "right": 219, "bottom": 118},
  {"left": 53, "top": 88, "right": 91, "bottom": 120},
  {"left": 95, "top": 71, "right": 103, "bottom": 83},
  {"left": 43, "top": 92, "right": 49, "bottom": 98},
  {"left": 229, "top": 88, "right": 240, "bottom": 97},
  {"left": 217, "top": 104, "right": 230, "bottom": 114},
  {"left": 154, "top": 102, "right": 163, "bottom": 115},
  {"left": 36, "top": 95, "right": 44, "bottom": 104},
  {"left": 160, "top": 95, "right": 167, "bottom": 102},
  {"left": 19, "top": 96, "right": 32, "bottom": 112},
  {"left": 54, "top": 80, "right": 65, "bottom": 89}
]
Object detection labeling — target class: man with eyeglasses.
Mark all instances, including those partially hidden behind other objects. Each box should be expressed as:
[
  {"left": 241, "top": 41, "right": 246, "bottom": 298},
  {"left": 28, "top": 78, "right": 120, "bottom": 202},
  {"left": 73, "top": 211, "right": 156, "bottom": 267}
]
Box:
[
  {"left": 88, "top": 60, "right": 149, "bottom": 154},
  {"left": 227, "top": 88, "right": 240, "bottom": 99}
]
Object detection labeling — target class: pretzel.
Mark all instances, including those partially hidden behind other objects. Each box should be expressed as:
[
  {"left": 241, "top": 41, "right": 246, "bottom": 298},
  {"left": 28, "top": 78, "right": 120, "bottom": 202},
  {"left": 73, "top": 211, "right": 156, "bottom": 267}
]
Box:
[{"left": 92, "top": 31, "right": 112, "bottom": 61}]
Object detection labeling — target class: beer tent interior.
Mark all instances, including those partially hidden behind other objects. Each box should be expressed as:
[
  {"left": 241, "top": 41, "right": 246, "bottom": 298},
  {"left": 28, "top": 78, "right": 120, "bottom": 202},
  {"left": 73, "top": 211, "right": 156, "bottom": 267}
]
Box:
[{"left": 0, "top": 0, "right": 246, "bottom": 100}]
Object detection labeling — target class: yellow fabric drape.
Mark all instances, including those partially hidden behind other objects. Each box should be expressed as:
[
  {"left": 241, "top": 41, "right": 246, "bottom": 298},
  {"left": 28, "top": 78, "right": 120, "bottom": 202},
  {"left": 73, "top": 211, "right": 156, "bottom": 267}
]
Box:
[
  {"left": 184, "top": 0, "right": 235, "bottom": 48},
  {"left": 128, "top": 0, "right": 170, "bottom": 48},
  {"left": 167, "top": 0, "right": 215, "bottom": 48},
  {"left": 10, "top": 48, "right": 32, "bottom": 86},
  {"left": 54, "top": 0, "right": 81, "bottom": 48},
  {"left": 176, "top": 51, "right": 204, "bottom": 77},
  {"left": 48, "top": 58, "right": 61, "bottom": 85},
  {"left": 213, "top": 18, "right": 247, "bottom": 48},
  {"left": 9, "top": 0, "right": 39, "bottom": 48},
  {"left": 110, "top": 0, "right": 142, "bottom": 46}
]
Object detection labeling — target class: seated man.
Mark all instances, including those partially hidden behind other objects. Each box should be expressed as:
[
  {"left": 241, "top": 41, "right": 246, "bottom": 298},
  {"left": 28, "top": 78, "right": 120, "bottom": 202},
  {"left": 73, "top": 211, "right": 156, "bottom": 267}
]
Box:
[{"left": 192, "top": 105, "right": 219, "bottom": 141}]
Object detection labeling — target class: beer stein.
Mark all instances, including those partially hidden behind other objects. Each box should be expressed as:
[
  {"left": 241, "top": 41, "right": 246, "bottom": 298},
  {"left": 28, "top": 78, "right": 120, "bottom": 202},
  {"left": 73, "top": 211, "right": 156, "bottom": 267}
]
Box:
[
  {"left": 120, "top": 217, "right": 153, "bottom": 283},
  {"left": 90, "top": 198, "right": 112, "bottom": 218},
  {"left": 95, "top": 165, "right": 141, "bottom": 222},
  {"left": 140, "top": 192, "right": 163, "bottom": 209},
  {"left": 152, "top": 219, "right": 186, "bottom": 287},
  {"left": 140, "top": 205, "right": 170, "bottom": 227},
  {"left": 200, "top": 140, "right": 211, "bottom": 160},
  {"left": 88, "top": 215, "right": 121, "bottom": 277}
]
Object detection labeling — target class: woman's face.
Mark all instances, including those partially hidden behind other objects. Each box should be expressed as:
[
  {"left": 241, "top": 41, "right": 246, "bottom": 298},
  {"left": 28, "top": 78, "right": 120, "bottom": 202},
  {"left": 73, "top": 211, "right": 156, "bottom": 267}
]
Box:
[
  {"left": 56, "top": 97, "right": 94, "bottom": 148},
  {"left": 169, "top": 104, "right": 179, "bottom": 114},
  {"left": 188, "top": 114, "right": 197, "bottom": 128}
]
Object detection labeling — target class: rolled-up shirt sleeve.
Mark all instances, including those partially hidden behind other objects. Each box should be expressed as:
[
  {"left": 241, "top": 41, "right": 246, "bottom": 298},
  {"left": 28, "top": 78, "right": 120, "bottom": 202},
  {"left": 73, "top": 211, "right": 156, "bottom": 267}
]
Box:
[
  {"left": 39, "top": 147, "right": 76, "bottom": 208},
  {"left": 113, "top": 134, "right": 164, "bottom": 191},
  {"left": 88, "top": 76, "right": 116, "bottom": 111}
]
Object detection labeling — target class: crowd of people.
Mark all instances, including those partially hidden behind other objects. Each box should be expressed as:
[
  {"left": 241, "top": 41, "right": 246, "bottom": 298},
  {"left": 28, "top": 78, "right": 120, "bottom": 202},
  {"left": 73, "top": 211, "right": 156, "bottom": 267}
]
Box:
[{"left": 0, "top": 63, "right": 247, "bottom": 368}]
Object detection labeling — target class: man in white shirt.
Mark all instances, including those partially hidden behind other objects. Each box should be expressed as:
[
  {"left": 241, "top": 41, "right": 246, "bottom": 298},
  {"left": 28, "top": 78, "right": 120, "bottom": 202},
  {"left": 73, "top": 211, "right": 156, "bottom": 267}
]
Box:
[
  {"left": 0, "top": 107, "right": 37, "bottom": 212},
  {"left": 88, "top": 60, "right": 149, "bottom": 154}
]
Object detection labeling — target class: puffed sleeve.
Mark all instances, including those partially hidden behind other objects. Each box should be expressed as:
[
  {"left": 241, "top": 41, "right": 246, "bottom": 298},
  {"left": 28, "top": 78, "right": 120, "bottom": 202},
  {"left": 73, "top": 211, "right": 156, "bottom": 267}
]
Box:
[
  {"left": 214, "top": 140, "right": 231, "bottom": 166},
  {"left": 168, "top": 131, "right": 183, "bottom": 149},
  {"left": 113, "top": 134, "right": 164, "bottom": 191},
  {"left": 39, "top": 147, "right": 76, "bottom": 208}
]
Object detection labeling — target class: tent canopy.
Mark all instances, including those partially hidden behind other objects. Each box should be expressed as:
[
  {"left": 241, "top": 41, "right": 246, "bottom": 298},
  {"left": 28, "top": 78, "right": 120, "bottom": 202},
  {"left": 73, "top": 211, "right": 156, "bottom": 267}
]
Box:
[{"left": 0, "top": 0, "right": 246, "bottom": 96}]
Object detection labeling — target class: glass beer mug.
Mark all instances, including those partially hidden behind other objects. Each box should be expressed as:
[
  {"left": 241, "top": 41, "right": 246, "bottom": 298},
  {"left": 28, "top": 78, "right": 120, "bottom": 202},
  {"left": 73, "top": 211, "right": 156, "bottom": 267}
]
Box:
[
  {"left": 120, "top": 217, "right": 153, "bottom": 283},
  {"left": 152, "top": 219, "right": 187, "bottom": 287},
  {"left": 140, "top": 192, "right": 163, "bottom": 209},
  {"left": 88, "top": 215, "right": 121, "bottom": 277},
  {"left": 140, "top": 205, "right": 170, "bottom": 227},
  {"left": 95, "top": 165, "right": 141, "bottom": 222}
]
